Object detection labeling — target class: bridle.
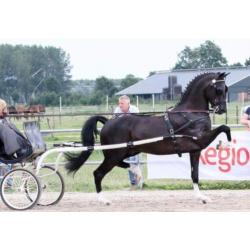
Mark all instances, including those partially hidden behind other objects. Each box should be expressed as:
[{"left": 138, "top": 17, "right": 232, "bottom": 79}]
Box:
[
  {"left": 211, "top": 79, "right": 225, "bottom": 84},
  {"left": 209, "top": 78, "right": 227, "bottom": 113}
]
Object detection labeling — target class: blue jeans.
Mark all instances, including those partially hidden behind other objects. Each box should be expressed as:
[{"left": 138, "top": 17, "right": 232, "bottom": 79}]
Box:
[
  {"left": 128, "top": 169, "right": 138, "bottom": 185},
  {"left": 124, "top": 155, "right": 140, "bottom": 185}
]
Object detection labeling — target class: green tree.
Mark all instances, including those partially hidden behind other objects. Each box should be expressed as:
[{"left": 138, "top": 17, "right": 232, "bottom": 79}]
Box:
[
  {"left": 0, "top": 44, "right": 72, "bottom": 105},
  {"left": 173, "top": 40, "right": 228, "bottom": 69},
  {"left": 245, "top": 58, "right": 250, "bottom": 66},
  {"left": 148, "top": 71, "right": 156, "bottom": 77},
  {"left": 230, "top": 62, "right": 243, "bottom": 67},
  {"left": 173, "top": 46, "right": 199, "bottom": 69},
  {"left": 94, "top": 76, "right": 117, "bottom": 97},
  {"left": 44, "top": 77, "right": 61, "bottom": 92},
  {"left": 120, "top": 74, "right": 141, "bottom": 90}
]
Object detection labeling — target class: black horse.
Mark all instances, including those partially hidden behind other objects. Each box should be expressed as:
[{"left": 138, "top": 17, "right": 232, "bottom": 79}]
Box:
[{"left": 65, "top": 72, "right": 231, "bottom": 204}]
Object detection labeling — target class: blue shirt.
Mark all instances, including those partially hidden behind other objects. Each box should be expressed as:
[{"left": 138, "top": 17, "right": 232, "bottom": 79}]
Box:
[{"left": 244, "top": 106, "right": 250, "bottom": 119}]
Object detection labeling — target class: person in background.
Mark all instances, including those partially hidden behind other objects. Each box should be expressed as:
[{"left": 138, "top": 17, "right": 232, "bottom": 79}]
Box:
[
  {"left": 240, "top": 106, "right": 250, "bottom": 129},
  {"left": 114, "top": 95, "right": 143, "bottom": 190},
  {"left": 0, "top": 99, "right": 32, "bottom": 159}
]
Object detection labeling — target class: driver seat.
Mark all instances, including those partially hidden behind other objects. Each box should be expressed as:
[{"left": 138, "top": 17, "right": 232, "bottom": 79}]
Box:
[{"left": 23, "top": 121, "right": 46, "bottom": 160}]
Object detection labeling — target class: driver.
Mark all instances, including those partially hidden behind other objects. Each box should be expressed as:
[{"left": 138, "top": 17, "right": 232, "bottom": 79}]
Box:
[{"left": 0, "top": 99, "right": 32, "bottom": 159}]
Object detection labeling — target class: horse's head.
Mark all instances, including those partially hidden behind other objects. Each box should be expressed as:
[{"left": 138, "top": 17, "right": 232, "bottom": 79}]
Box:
[{"left": 205, "top": 72, "right": 229, "bottom": 114}]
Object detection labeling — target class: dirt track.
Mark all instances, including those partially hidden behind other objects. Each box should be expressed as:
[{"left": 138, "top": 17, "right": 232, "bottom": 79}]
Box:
[{"left": 1, "top": 190, "right": 250, "bottom": 212}]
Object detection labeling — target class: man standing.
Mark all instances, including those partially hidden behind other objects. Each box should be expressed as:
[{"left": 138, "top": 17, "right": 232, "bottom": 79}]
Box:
[
  {"left": 240, "top": 106, "right": 250, "bottom": 129},
  {"left": 114, "top": 95, "right": 143, "bottom": 190}
]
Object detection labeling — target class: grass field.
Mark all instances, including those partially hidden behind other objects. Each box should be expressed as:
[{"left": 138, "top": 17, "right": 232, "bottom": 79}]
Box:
[{"left": 7, "top": 101, "right": 250, "bottom": 192}]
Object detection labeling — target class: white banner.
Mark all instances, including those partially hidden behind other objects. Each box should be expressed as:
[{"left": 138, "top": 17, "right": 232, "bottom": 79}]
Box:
[{"left": 147, "top": 131, "right": 250, "bottom": 180}]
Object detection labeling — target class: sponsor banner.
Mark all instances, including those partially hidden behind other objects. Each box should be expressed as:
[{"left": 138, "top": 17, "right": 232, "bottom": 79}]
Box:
[{"left": 147, "top": 131, "right": 250, "bottom": 180}]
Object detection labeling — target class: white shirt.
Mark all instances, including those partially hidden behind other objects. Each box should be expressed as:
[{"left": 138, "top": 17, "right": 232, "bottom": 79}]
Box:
[{"left": 114, "top": 105, "right": 139, "bottom": 114}]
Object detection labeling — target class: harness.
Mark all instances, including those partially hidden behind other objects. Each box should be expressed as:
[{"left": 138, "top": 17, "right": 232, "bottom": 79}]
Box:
[
  {"left": 164, "top": 112, "right": 175, "bottom": 137},
  {"left": 163, "top": 111, "right": 208, "bottom": 157},
  {"left": 164, "top": 112, "right": 182, "bottom": 157}
]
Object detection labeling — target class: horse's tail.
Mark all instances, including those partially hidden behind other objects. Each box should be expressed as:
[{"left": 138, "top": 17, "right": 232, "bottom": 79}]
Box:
[{"left": 65, "top": 115, "right": 108, "bottom": 175}]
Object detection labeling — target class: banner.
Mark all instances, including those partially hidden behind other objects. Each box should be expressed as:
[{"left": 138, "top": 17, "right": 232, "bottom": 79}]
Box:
[{"left": 147, "top": 131, "right": 250, "bottom": 180}]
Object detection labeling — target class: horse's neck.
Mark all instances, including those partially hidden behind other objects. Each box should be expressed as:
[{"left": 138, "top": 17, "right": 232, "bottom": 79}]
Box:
[
  {"left": 175, "top": 98, "right": 208, "bottom": 111},
  {"left": 174, "top": 84, "right": 209, "bottom": 111}
]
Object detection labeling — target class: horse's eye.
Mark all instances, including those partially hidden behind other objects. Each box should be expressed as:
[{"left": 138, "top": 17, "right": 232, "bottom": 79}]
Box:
[{"left": 215, "top": 88, "right": 223, "bottom": 95}]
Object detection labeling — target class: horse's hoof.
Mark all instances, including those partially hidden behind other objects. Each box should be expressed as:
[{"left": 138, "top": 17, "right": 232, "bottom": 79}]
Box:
[
  {"left": 98, "top": 198, "right": 111, "bottom": 205},
  {"left": 200, "top": 196, "right": 212, "bottom": 204},
  {"left": 97, "top": 193, "right": 111, "bottom": 205},
  {"left": 104, "top": 200, "right": 111, "bottom": 206},
  {"left": 196, "top": 195, "right": 211, "bottom": 204},
  {"left": 98, "top": 199, "right": 111, "bottom": 206}
]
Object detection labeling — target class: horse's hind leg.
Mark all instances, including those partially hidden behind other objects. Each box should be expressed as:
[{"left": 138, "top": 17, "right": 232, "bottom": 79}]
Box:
[
  {"left": 190, "top": 151, "right": 211, "bottom": 204},
  {"left": 93, "top": 158, "right": 117, "bottom": 205}
]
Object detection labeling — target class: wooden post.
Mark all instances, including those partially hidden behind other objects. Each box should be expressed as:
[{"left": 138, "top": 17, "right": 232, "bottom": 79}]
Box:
[
  {"left": 59, "top": 96, "right": 62, "bottom": 113},
  {"left": 106, "top": 95, "right": 109, "bottom": 111},
  {"left": 236, "top": 105, "right": 239, "bottom": 124},
  {"left": 152, "top": 94, "right": 155, "bottom": 111},
  {"left": 59, "top": 96, "right": 62, "bottom": 126}
]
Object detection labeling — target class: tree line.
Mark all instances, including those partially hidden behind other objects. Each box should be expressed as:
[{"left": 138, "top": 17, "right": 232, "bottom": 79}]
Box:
[
  {"left": 0, "top": 41, "right": 249, "bottom": 106},
  {"left": 0, "top": 44, "right": 71, "bottom": 105},
  {"left": 173, "top": 40, "right": 250, "bottom": 69}
]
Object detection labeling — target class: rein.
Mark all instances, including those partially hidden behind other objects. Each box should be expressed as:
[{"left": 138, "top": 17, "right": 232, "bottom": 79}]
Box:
[
  {"left": 166, "top": 110, "right": 211, "bottom": 114},
  {"left": 129, "top": 109, "right": 214, "bottom": 117}
]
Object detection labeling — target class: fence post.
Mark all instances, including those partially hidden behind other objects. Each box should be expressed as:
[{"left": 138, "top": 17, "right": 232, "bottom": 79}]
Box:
[
  {"left": 236, "top": 105, "right": 239, "bottom": 124},
  {"left": 106, "top": 95, "right": 109, "bottom": 111},
  {"left": 59, "top": 96, "right": 62, "bottom": 126},
  {"left": 152, "top": 94, "right": 155, "bottom": 111},
  {"left": 52, "top": 107, "right": 55, "bottom": 130}
]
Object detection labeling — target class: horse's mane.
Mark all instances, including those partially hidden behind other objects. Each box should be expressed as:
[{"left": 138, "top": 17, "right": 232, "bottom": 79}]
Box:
[{"left": 176, "top": 72, "right": 218, "bottom": 106}]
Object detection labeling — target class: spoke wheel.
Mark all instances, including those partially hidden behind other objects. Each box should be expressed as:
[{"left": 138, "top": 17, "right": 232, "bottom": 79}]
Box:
[
  {"left": 36, "top": 165, "right": 65, "bottom": 206},
  {"left": 0, "top": 168, "right": 41, "bottom": 210}
]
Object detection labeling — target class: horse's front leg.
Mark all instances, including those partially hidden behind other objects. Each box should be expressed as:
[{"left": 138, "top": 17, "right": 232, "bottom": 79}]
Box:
[
  {"left": 190, "top": 151, "right": 211, "bottom": 204},
  {"left": 190, "top": 125, "right": 231, "bottom": 204},
  {"left": 198, "top": 125, "right": 231, "bottom": 149}
]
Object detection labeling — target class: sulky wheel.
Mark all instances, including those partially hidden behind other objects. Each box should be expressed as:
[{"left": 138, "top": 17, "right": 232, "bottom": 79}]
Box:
[
  {"left": 36, "top": 165, "right": 65, "bottom": 206},
  {"left": 0, "top": 168, "right": 41, "bottom": 210}
]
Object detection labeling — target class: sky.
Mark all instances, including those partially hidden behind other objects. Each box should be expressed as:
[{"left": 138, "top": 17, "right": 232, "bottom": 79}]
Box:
[
  {"left": 1, "top": 38, "right": 250, "bottom": 80},
  {"left": 0, "top": 1, "right": 249, "bottom": 80}
]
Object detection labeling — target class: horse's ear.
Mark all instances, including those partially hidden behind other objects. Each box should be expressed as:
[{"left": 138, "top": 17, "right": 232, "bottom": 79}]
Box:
[{"left": 218, "top": 72, "right": 230, "bottom": 79}]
